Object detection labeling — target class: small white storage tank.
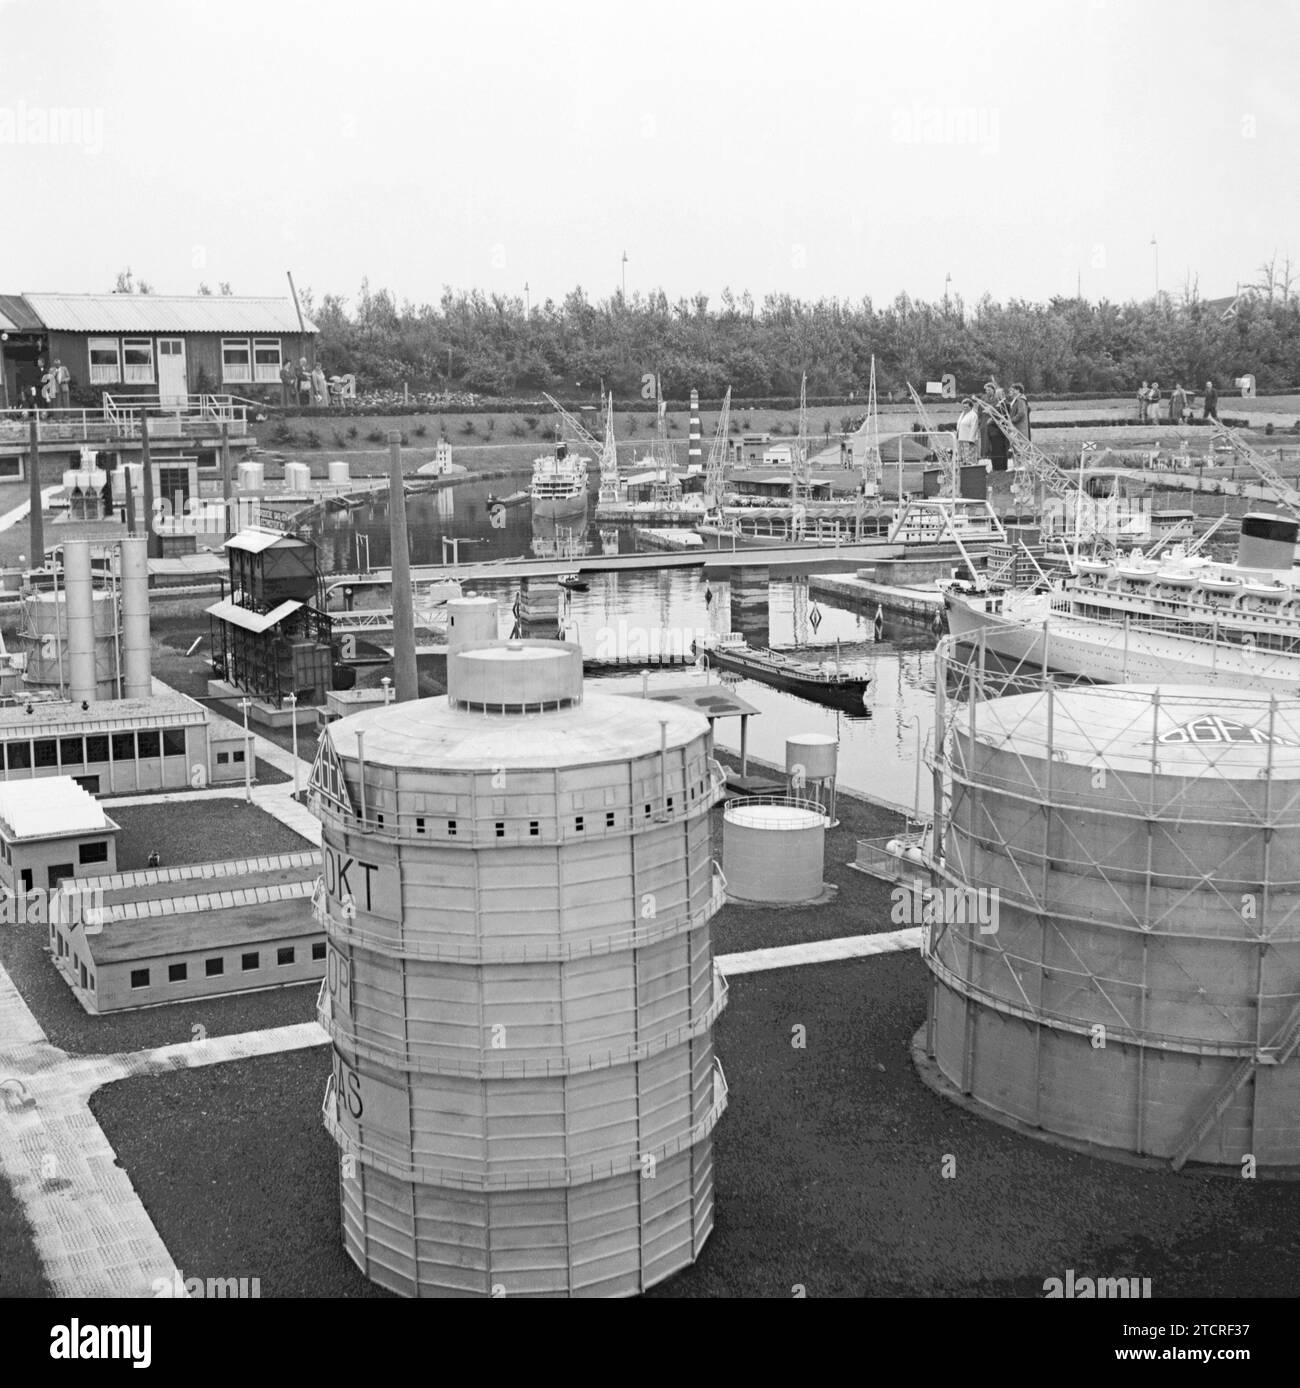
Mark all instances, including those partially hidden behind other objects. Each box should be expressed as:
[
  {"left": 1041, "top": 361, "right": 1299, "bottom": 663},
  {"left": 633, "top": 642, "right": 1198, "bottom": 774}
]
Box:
[
  {"left": 445, "top": 597, "right": 498, "bottom": 651},
  {"left": 328, "top": 460, "right": 350, "bottom": 485},
  {"left": 284, "top": 461, "right": 312, "bottom": 492},
  {"left": 785, "top": 733, "right": 838, "bottom": 783},
  {"left": 723, "top": 796, "right": 828, "bottom": 904},
  {"left": 236, "top": 461, "right": 264, "bottom": 491},
  {"left": 19, "top": 590, "right": 118, "bottom": 699}
]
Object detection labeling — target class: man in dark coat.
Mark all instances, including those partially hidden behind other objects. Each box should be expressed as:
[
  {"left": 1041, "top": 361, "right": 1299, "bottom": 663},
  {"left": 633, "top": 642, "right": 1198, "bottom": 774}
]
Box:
[{"left": 1203, "top": 380, "right": 1219, "bottom": 421}]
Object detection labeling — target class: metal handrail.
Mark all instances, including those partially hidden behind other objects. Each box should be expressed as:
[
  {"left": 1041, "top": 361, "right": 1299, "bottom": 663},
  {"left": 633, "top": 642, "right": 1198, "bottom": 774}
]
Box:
[{"left": 308, "top": 767, "right": 727, "bottom": 845}]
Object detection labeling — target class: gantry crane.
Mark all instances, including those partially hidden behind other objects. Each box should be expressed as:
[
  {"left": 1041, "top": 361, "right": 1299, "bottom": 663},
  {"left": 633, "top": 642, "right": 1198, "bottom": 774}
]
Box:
[
  {"left": 542, "top": 391, "right": 604, "bottom": 455},
  {"left": 1210, "top": 419, "right": 1300, "bottom": 515},
  {"left": 907, "top": 383, "right": 958, "bottom": 497}
]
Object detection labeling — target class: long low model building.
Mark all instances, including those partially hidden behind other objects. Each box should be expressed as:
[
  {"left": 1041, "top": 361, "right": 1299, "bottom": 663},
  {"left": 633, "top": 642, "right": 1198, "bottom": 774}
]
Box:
[{"left": 51, "top": 849, "right": 326, "bottom": 1012}]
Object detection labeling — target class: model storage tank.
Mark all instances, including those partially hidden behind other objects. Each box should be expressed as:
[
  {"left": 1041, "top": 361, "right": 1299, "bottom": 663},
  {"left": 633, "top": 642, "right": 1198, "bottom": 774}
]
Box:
[
  {"left": 786, "top": 733, "right": 838, "bottom": 824},
  {"left": 328, "top": 460, "right": 350, "bottom": 485},
  {"left": 310, "top": 640, "right": 728, "bottom": 1296},
  {"left": 20, "top": 590, "right": 117, "bottom": 699},
  {"left": 921, "top": 678, "right": 1300, "bottom": 1169},
  {"left": 445, "top": 596, "right": 498, "bottom": 650},
  {"left": 722, "top": 797, "right": 828, "bottom": 904},
  {"left": 284, "top": 461, "right": 312, "bottom": 491},
  {"left": 237, "top": 461, "right": 264, "bottom": 491}
]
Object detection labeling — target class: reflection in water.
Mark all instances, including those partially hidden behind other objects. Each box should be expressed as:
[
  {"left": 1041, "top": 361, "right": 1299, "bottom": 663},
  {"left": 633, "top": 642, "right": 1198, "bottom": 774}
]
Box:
[{"left": 305, "top": 479, "right": 940, "bottom": 813}]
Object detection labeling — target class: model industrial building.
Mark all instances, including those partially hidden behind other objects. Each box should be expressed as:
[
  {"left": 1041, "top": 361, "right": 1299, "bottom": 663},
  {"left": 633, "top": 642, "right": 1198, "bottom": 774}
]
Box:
[
  {"left": 207, "top": 527, "right": 337, "bottom": 711},
  {"left": 4, "top": 536, "right": 245, "bottom": 791},
  {"left": 310, "top": 639, "right": 729, "bottom": 1297},
  {"left": 0, "top": 776, "right": 119, "bottom": 896},
  {"left": 920, "top": 654, "right": 1300, "bottom": 1171},
  {"left": 51, "top": 850, "right": 324, "bottom": 1014}
]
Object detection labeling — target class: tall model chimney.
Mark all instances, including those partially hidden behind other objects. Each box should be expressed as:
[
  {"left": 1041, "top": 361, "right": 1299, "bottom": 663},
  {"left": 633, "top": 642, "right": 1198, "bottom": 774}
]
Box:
[
  {"left": 387, "top": 433, "right": 419, "bottom": 702},
  {"left": 688, "top": 389, "right": 703, "bottom": 474},
  {"left": 64, "top": 540, "right": 96, "bottom": 704},
  {"left": 120, "top": 536, "right": 152, "bottom": 699}
]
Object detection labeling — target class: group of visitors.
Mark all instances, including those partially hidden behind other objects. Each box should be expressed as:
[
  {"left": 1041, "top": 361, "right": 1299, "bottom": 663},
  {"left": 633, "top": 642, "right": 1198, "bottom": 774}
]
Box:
[
  {"left": 279, "top": 357, "right": 330, "bottom": 408},
  {"left": 34, "top": 356, "right": 71, "bottom": 409},
  {"left": 1136, "top": 379, "right": 1218, "bottom": 424},
  {"left": 955, "top": 381, "right": 1031, "bottom": 470}
]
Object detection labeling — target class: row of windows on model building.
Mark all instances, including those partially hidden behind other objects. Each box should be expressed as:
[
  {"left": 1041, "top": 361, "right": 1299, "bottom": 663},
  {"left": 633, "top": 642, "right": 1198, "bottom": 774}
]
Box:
[{"left": 53, "top": 933, "right": 327, "bottom": 996}]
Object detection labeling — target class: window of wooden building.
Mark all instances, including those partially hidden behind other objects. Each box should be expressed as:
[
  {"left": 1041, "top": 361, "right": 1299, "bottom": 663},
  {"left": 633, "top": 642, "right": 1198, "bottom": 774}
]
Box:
[
  {"left": 253, "top": 339, "right": 283, "bottom": 383},
  {"left": 88, "top": 338, "right": 122, "bottom": 385},
  {"left": 222, "top": 339, "right": 252, "bottom": 384},
  {"left": 122, "top": 339, "right": 155, "bottom": 385}
]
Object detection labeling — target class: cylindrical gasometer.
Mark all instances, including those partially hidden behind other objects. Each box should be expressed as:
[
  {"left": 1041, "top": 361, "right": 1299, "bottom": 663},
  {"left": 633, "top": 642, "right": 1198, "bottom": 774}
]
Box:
[
  {"left": 19, "top": 589, "right": 118, "bottom": 699},
  {"left": 310, "top": 640, "right": 728, "bottom": 1296},
  {"left": 922, "top": 681, "right": 1300, "bottom": 1168},
  {"left": 722, "top": 797, "right": 828, "bottom": 904},
  {"left": 445, "top": 598, "right": 499, "bottom": 651}
]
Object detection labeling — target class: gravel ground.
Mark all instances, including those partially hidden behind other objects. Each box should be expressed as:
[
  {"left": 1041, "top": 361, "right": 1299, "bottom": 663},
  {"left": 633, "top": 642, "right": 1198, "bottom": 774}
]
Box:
[
  {"left": 0, "top": 1174, "right": 49, "bottom": 1297},
  {"left": 88, "top": 952, "right": 1300, "bottom": 1299},
  {"left": 109, "top": 798, "right": 311, "bottom": 869}
]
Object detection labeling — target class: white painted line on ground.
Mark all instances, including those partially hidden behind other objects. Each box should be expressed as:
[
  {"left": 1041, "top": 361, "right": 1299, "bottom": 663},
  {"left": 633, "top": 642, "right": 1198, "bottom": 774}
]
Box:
[{"left": 717, "top": 927, "right": 923, "bottom": 975}]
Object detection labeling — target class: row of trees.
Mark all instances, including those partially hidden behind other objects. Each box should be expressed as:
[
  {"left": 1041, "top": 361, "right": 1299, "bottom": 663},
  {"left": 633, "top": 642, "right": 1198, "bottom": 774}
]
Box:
[{"left": 297, "top": 274, "right": 1300, "bottom": 402}]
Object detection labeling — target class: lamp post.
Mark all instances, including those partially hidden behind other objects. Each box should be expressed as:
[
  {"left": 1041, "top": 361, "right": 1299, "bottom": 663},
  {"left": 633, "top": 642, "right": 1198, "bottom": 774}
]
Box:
[
  {"left": 381, "top": 676, "right": 393, "bottom": 705},
  {"left": 1151, "top": 235, "right": 1159, "bottom": 302},
  {"left": 286, "top": 691, "right": 299, "bottom": 801},
  {"left": 239, "top": 698, "right": 253, "bottom": 803}
]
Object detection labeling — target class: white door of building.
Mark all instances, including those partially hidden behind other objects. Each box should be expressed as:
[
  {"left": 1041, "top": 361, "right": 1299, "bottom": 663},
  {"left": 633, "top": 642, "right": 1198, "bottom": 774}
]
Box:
[{"left": 157, "top": 338, "right": 187, "bottom": 406}]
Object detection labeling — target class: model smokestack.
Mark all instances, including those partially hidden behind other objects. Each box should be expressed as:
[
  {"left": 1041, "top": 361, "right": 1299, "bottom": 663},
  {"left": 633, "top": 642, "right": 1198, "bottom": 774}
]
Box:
[
  {"left": 1237, "top": 513, "right": 1299, "bottom": 573},
  {"left": 64, "top": 540, "right": 96, "bottom": 704},
  {"left": 688, "top": 389, "right": 703, "bottom": 474},
  {"left": 387, "top": 432, "right": 419, "bottom": 702},
  {"left": 120, "top": 536, "right": 151, "bottom": 699}
]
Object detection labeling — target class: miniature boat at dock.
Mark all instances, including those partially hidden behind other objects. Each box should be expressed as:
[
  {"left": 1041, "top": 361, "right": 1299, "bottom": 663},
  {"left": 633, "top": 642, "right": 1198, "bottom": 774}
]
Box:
[
  {"left": 559, "top": 574, "right": 590, "bottom": 592},
  {"left": 487, "top": 489, "right": 530, "bottom": 509},
  {"left": 693, "top": 632, "right": 871, "bottom": 711},
  {"left": 530, "top": 442, "right": 589, "bottom": 518}
]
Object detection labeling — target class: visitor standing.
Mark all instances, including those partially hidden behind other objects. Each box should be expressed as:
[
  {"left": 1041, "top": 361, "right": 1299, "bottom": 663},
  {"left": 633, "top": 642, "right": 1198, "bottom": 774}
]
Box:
[
  {"left": 279, "top": 359, "right": 295, "bottom": 408},
  {"left": 1137, "top": 381, "right": 1149, "bottom": 424},
  {"left": 956, "top": 398, "right": 980, "bottom": 464},
  {"left": 1009, "top": 383, "right": 1031, "bottom": 442},
  {"left": 1169, "top": 383, "right": 1187, "bottom": 424},
  {"left": 312, "top": 362, "right": 328, "bottom": 407},
  {"left": 1148, "top": 382, "right": 1162, "bottom": 425},
  {"left": 54, "top": 359, "right": 70, "bottom": 409},
  {"left": 1203, "top": 379, "right": 1219, "bottom": 421},
  {"left": 298, "top": 357, "right": 312, "bottom": 406}
]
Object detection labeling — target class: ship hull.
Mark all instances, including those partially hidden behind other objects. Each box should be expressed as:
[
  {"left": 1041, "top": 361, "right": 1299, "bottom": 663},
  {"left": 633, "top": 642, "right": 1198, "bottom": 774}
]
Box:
[
  {"left": 531, "top": 491, "right": 588, "bottom": 519},
  {"left": 698, "top": 645, "right": 871, "bottom": 711},
  {"left": 945, "top": 591, "right": 1300, "bottom": 691}
]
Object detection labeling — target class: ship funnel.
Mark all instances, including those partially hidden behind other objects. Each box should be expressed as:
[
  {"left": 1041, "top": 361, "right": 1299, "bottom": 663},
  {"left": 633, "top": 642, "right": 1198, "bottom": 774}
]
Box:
[
  {"left": 1237, "top": 513, "right": 1299, "bottom": 572},
  {"left": 120, "top": 536, "right": 152, "bottom": 699},
  {"left": 64, "top": 540, "right": 96, "bottom": 704}
]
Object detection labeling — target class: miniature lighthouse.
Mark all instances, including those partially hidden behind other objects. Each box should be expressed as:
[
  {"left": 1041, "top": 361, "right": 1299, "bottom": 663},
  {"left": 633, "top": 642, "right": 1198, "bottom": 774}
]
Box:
[{"left": 310, "top": 640, "right": 729, "bottom": 1296}]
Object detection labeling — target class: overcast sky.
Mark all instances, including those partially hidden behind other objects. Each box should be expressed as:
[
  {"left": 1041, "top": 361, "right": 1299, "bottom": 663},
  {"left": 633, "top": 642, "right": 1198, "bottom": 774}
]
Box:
[{"left": 2, "top": 0, "right": 1295, "bottom": 313}]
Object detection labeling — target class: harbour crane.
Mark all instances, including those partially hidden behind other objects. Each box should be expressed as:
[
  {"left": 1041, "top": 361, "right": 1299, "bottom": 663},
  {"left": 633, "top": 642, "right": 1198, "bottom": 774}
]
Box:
[
  {"left": 704, "top": 386, "right": 732, "bottom": 509},
  {"left": 907, "top": 383, "right": 957, "bottom": 497},
  {"left": 542, "top": 391, "right": 604, "bottom": 456},
  {"left": 1210, "top": 419, "right": 1300, "bottom": 516}
]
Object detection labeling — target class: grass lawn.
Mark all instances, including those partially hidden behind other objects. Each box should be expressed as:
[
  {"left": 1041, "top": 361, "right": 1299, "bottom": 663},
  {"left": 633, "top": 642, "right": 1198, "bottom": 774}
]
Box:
[{"left": 110, "top": 798, "right": 312, "bottom": 870}]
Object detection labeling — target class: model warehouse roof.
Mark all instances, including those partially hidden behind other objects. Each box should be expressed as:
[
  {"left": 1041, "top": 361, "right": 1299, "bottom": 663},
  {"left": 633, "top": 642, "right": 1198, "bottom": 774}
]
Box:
[
  {"left": 0, "top": 776, "right": 116, "bottom": 841},
  {"left": 6, "top": 293, "right": 317, "bottom": 336}
]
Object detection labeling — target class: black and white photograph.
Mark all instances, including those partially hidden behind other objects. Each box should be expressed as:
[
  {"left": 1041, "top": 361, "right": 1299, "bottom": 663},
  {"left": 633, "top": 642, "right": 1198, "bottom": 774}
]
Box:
[{"left": 1, "top": 0, "right": 1298, "bottom": 1356}]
